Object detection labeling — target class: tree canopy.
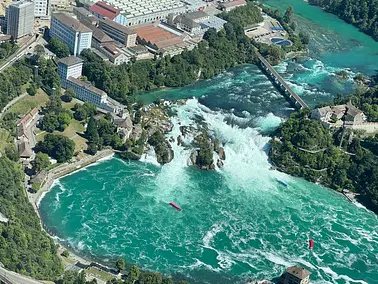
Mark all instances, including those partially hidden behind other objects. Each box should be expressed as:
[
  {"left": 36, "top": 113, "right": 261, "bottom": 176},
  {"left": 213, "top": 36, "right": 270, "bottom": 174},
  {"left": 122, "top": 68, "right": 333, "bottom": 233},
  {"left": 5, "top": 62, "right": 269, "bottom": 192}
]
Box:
[
  {"left": 309, "top": 0, "right": 378, "bottom": 40},
  {"left": 0, "top": 157, "right": 63, "bottom": 279},
  {"left": 36, "top": 134, "right": 75, "bottom": 163}
]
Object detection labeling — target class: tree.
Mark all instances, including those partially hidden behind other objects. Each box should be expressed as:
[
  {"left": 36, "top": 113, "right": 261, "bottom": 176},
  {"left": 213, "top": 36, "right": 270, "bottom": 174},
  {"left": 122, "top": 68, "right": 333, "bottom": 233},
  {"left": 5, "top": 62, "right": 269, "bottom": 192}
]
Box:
[
  {"left": 86, "top": 142, "right": 98, "bottom": 155},
  {"left": 61, "top": 250, "right": 69, "bottom": 257},
  {"left": 283, "top": 6, "right": 294, "bottom": 23},
  {"left": 0, "top": 157, "right": 63, "bottom": 279},
  {"left": 62, "top": 88, "right": 75, "bottom": 102},
  {"left": 85, "top": 116, "right": 100, "bottom": 145},
  {"left": 27, "top": 84, "right": 37, "bottom": 96},
  {"left": 115, "top": 258, "right": 126, "bottom": 273},
  {"left": 48, "top": 37, "right": 70, "bottom": 58},
  {"left": 127, "top": 265, "right": 141, "bottom": 283},
  {"left": 31, "top": 152, "right": 50, "bottom": 173},
  {"left": 138, "top": 272, "right": 163, "bottom": 284},
  {"left": 34, "top": 44, "right": 45, "bottom": 58},
  {"left": 36, "top": 134, "right": 75, "bottom": 163}
]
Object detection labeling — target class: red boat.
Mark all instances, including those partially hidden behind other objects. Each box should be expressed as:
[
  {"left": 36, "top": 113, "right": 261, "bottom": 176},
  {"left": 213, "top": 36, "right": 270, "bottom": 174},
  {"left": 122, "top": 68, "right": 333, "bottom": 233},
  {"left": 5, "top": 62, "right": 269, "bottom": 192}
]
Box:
[
  {"left": 309, "top": 239, "right": 314, "bottom": 249},
  {"left": 169, "top": 202, "right": 182, "bottom": 211}
]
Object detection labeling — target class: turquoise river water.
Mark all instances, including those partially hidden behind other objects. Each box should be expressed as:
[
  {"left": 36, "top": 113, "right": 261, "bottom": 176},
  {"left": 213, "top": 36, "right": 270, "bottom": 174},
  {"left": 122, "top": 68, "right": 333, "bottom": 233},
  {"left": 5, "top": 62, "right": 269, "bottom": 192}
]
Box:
[{"left": 40, "top": 1, "right": 378, "bottom": 284}]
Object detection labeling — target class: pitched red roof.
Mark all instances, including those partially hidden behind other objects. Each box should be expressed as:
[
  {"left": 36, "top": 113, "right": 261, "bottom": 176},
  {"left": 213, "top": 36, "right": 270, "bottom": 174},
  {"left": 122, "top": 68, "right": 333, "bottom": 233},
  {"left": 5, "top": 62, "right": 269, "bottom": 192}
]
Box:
[{"left": 90, "top": 1, "right": 120, "bottom": 20}]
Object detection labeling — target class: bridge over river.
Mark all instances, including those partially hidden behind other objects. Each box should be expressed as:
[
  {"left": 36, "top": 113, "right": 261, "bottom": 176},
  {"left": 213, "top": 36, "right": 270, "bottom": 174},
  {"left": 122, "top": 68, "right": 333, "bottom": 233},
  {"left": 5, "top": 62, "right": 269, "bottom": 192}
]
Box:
[{"left": 256, "top": 51, "right": 309, "bottom": 110}]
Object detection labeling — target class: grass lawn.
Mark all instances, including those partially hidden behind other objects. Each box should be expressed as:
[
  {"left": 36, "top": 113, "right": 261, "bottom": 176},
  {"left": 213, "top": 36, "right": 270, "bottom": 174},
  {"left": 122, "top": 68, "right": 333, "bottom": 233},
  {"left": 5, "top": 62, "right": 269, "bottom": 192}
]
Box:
[
  {"left": 8, "top": 89, "right": 49, "bottom": 116},
  {"left": 0, "top": 128, "right": 12, "bottom": 152},
  {"left": 62, "top": 99, "right": 78, "bottom": 111},
  {"left": 85, "top": 267, "right": 115, "bottom": 282},
  {"left": 36, "top": 119, "right": 87, "bottom": 152}
]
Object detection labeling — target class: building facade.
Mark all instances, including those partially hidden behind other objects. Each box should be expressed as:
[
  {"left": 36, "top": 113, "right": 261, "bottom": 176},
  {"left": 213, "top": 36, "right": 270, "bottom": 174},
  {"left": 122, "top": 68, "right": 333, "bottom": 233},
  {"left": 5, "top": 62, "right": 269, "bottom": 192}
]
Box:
[
  {"left": 6, "top": 1, "right": 34, "bottom": 40},
  {"left": 89, "top": 1, "right": 126, "bottom": 25},
  {"left": 50, "top": 0, "right": 69, "bottom": 8},
  {"left": 50, "top": 13, "right": 92, "bottom": 56},
  {"left": 57, "top": 56, "right": 84, "bottom": 82},
  {"left": 103, "top": 0, "right": 186, "bottom": 26},
  {"left": 98, "top": 18, "right": 136, "bottom": 47},
  {"left": 33, "top": 0, "right": 50, "bottom": 18},
  {"left": 58, "top": 56, "right": 109, "bottom": 108}
]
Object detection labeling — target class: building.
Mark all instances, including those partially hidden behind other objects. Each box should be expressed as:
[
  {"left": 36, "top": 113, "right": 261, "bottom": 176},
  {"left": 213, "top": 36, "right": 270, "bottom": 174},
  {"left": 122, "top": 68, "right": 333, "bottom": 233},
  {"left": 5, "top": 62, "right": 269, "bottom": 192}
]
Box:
[
  {"left": 98, "top": 43, "right": 130, "bottom": 65},
  {"left": 58, "top": 56, "right": 110, "bottom": 109},
  {"left": 173, "top": 14, "right": 201, "bottom": 34},
  {"left": 6, "top": 1, "right": 34, "bottom": 40},
  {"left": 50, "top": 13, "right": 93, "bottom": 56},
  {"left": 33, "top": 0, "right": 50, "bottom": 18},
  {"left": 311, "top": 102, "right": 366, "bottom": 127},
  {"left": 219, "top": 0, "right": 246, "bottom": 12},
  {"left": 73, "top": 6, "right": 99, "bottom": 26},
  {"left": 65, "top": 77, "right": 108, "bottom": 107},
  {"left": 50, "top": 0, "right": 69, "bottom": 8},
  {"left": 98, "top": 18, "right": 136, "bottom": 47},
  {"left": 57, "top": 56, "right": 84, "bottom": 83},
  {"left": 89, "top": 1, "right": 126, "bottom": 25},
  {"left": 280, "top": 266, "right": 311, "bottom": 284},
  {"left": 344, "top": 102, "right": 366, "bottom": 124},
  {"left": 102, "top": 0, "right": 186, "bottom": 26}
]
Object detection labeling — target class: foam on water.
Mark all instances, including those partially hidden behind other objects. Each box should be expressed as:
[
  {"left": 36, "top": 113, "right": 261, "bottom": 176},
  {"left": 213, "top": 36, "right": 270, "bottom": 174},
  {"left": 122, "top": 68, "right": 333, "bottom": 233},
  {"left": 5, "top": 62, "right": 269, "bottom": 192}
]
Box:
[{"left": 39, "top": 98, "right": 378, "bottom": 284}]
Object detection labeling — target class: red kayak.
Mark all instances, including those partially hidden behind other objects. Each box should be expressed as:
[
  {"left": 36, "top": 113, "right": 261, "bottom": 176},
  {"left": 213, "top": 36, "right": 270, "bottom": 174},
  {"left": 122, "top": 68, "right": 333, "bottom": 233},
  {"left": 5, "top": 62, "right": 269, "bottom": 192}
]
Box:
[{"left": 169, "top": 202, "right": 182, "bottom": 211}]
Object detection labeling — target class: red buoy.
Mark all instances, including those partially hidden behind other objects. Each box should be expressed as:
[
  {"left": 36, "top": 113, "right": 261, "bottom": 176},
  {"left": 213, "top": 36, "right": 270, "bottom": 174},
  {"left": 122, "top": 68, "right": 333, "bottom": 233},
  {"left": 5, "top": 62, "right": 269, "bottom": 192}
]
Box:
[{"left": 309, "top": 239, "right": 314, "bottom": 249}]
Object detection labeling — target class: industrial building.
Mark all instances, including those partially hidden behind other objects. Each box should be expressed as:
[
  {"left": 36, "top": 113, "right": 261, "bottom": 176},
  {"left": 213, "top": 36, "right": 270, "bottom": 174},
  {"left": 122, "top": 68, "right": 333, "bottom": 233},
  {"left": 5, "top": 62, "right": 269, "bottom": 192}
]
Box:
[
  {"left": 102, "top": 0, "right": 187, "bottom": 26},
  {"left": 90, "top": 1, "right": 126, "bottom": 25},
  {"left": 50, "top": 13, "right": 93, "bottom": 56},
  {"left": 6, "top": 1, "right": 34, "bottom": 40},
  {"left": 98, "top": 18, "right": 136, "bottom": 47}
]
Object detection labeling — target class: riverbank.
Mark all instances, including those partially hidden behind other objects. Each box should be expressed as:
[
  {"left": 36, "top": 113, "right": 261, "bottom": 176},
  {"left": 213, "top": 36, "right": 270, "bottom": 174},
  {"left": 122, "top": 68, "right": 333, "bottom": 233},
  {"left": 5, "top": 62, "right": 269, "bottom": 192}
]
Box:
[{"left": 29, "top": 149, "right": 115, "bottom": 214}]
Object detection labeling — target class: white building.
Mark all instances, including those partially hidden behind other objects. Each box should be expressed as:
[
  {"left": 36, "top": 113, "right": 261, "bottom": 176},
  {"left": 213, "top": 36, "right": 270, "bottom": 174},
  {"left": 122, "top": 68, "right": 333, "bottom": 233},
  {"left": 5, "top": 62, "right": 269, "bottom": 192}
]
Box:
[
  {"left": 58, "top": 56, "right": 110, "bottom": 109},
  {"left": 6, "top": 1, "right": 34, "bottom": 40},
  {"left": 58, "top": 56, "right": 84, "bottom": 82},
  {"left": 50, "top": 13, "right": 93, "bottom": 56},
  {"left": 103, "top": 0, "right": 186, "bottom": 26},
  {"left": 33, "top": 0, "right": 50, "bottom": 18}
]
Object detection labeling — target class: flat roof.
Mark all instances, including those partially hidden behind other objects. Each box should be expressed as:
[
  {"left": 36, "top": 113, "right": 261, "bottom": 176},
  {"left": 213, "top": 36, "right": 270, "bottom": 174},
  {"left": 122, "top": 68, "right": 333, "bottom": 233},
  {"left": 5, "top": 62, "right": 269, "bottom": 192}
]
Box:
[
  {"left": 68, "top": 77, "right": 107, "bottom": 97},
  {"left": 99, "top": 18, "right": 136, "bottom": 35},
  {"left": 52, "top": 13, "right": 93, "bottom": 33},
  {"left": 58, "top": 56, "right": 84, "bottom": 66}
]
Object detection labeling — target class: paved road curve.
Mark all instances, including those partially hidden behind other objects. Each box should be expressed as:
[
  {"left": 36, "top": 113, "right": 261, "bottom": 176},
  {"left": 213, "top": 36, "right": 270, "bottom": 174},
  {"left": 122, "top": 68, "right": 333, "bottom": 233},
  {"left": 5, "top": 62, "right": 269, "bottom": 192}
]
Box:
[{"left": 0, "top": 266, "right": 43, "bottom": 284}]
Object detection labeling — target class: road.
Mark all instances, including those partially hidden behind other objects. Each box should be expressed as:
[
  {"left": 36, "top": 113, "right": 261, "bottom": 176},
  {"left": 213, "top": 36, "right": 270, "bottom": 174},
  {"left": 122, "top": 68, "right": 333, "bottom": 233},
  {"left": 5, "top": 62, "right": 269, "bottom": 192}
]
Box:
[
  {"left": 0, "top": 266, "right": 43, "bottom": 284},
  {"left": 0, "top": 93, "right": 27, "bottom": 119},
  {"left": 0, "top": 34, "right": 40, "bottom": 73}
]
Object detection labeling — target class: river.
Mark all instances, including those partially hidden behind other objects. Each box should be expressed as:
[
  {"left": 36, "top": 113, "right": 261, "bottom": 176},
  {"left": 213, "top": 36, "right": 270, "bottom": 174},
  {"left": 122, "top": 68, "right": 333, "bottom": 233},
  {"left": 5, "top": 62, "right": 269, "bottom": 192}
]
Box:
[{"left": 39, "top": 2, "right": 378, "bottom": 283}]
